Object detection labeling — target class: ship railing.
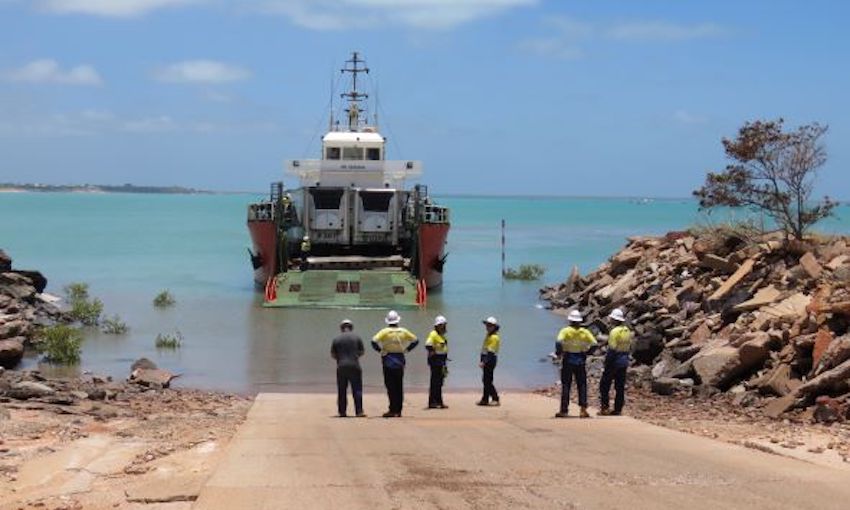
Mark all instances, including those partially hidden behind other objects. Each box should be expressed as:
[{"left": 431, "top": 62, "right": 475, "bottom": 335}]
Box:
[
  {"left": 285, "top": 160, "right": 422, "bottom": 183},
  {"left": 423, "top": 204, "right": 449, "bottom": 224}
]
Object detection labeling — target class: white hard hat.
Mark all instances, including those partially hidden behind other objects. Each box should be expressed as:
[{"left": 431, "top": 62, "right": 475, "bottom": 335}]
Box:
[
  {"left": 567, "top": 310, "right": 583, "bottom": 323},
  {"left": 609, "top": 308, "right": 626, "bottom": 322},
  {"left": 483, "top": 316, "right": 499, "bottom": 326},
  {"left": 340, "top": 318, "right": 353, "bottom": 327},
  {"left": 434, "top": 315, "right": 447, "bottom": 326},
  {"left": 385, "top": 310, "right": 401, "bottom": 325},
  {"left": 303, "top": 235, "right": 310, "bottom": 240}
]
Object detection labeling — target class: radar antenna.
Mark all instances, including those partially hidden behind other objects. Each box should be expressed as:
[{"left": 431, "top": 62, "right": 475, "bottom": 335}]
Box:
[{"left": 340, "top": 52, "right": 369, "bottom": 131}]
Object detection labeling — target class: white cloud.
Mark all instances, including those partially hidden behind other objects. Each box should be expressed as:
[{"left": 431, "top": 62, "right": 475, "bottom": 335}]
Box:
[
  {"left": 261, "top": 0, "right": 537, "bottom": 30},
  {"left": 2, "top": 59, "right": 102, "bottom": 85},
  {"left": 518, "top": 16, "right": 728, "bottom": 60},
  {"left": 606, "top": 21, "right": 727, "bottom": 41},
  {"left": 0, "top": 109, "right": 279, "bottom": 137},
  {"left": 38, "top": 0, "right": 200, "bottom": 18},
  {"left": 673, "top": 109, "right": 708, "bottom": 125},
  {"left": 154, "top": 60, "right": 251, "bottom": 84}
]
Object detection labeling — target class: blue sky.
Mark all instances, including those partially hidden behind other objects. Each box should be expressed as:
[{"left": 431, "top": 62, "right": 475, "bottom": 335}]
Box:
[{"left": 0, "top": 0, "right": 848, "bottom": 198}]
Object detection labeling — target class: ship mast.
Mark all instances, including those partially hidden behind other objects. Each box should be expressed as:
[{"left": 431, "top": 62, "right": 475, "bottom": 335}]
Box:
[{"left": 340, "top": 52, "right": 369, "bottom": 131}]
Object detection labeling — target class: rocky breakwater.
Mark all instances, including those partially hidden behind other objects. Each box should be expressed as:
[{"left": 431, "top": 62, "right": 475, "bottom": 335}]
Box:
[
  {"left": 541, "top": 230, "right": 850, "bottom": 422},
  {"left": 0, "top": 249, "right": 65, "bottom": 369}
]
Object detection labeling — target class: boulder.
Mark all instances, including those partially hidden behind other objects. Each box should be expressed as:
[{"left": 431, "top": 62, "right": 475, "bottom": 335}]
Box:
[
  {"left": 700, "top": 254, "right": 738, "bottom": 274},
  {"left": 796, "top": 359, "right": 850, "bottom": 400},
  {"left": 826, "top": 254, "right": 849, "bottom": 271},
  {"left": 751, "top": 293, "right": 811, "bottom": 330},
  {"left": 651, "top": 377, "right": 684, "bottom": 396},
  {"left": 813, "top": 335, "right": 850, "bottom": 377},
  {"left": 693, "top": 339, "right": 771, "bottom": 389},
  {"left": 689, "top": 322, "right": 712, "bottom": 346},
  {"left": 130, "top": 368, "right": 178, "bottom": 388},
  {"left": 763, "top": 394, "right": 797, "bottom": 418},
  {"left": 811, "top": 328, "right": 834, "bottom": 371},
  {"left": 799, "top": 252, "right": 823, "bottom": 280},
  {"left": 757, "top": 363, "right": 800, "bottom": 397},
  {"left": 610, "top": 250, "right": 642, "bottom": 275},
  {"left": 708, "top": 258, "right": 756, "bottom": 303},
  {"left": 12, "top": 270, "right": 47, "bottom": 293},
  {"left": 632, "top": 333, "right": 664, "bottom": 365},
  {"left": 0, "top": 272, "right": 37, "bottom": 301},
  {"left": 131, "top": 357, "right": 158, "bottom": 371},
  {"left": 733, "top": 285, "right": 781, "bottom": 312},
  {"left": 594, "top": 269, "right": 636, "bottom": 303},
  {"left": 0, "top": 338, "right": 24, "bottom": 368},
  {"left": 6, "top": 380, "right": 56, "bottom": 399},
  {"left": 812, "top": 396, "right": 844, "bottom": 424},
  {"left": 0, "top": 320, "right": 31, "bottom": 340},
  {"left": 0, "top": 250, "right": 10, "bottom": 271}
]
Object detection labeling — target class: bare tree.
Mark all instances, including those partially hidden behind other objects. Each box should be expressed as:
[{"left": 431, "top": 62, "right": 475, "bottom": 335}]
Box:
[{"left": 694, "top": 119, "right": 836, "bottom": 241}]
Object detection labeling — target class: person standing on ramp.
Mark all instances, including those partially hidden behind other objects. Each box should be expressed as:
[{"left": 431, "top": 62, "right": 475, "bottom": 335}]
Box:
[
  {"left": 555, "top": 310, "right": 597, "bottom": 419},
  {"left": 477, "top": 316, "right": 501, "bottom": 407},
  {"left": 330, "top": 319, "right": 366, "bottom": 418},
  {"left": 426, "top": 315, "right": 449, "bottom": 409},
  {"left": 372, "top": 310, "right": 418, "bottom": 418}
]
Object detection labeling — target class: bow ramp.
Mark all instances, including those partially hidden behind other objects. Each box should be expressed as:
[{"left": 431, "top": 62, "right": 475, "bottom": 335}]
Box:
[{"left": 264, "top": 267, "right": 421, "bottom": 308}]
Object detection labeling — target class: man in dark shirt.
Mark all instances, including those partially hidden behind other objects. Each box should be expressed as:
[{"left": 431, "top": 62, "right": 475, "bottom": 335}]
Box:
[{"left": 331, "top": 319, "right": 366, "bottom": 417}]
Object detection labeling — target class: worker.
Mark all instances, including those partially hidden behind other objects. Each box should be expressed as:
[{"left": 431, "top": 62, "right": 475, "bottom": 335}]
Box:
[
  {"left": 372, "top": 310, "right": 418, "bottom": 418},
  {"left": 555, "top": 310, "right": 597, "bottom": 419},
  {"left": 599, "top": 308, "right": 632, "bottom": 416},
  {"left": 426, "top": 315, "right": 449, "bottom": 409},
  {"left": 300, "top": 235, "right": 311, "bottom": 271},
  {"left": 330, "top": 319, "right": 366, "bottom": 418},
  {"left": 477, "top": 316, "right": 501, "bottom": 406}
]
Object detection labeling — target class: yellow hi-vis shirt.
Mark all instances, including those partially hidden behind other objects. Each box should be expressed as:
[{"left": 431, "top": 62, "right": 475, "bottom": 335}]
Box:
[
  {"left": 425, "top": 330, "right": 448, "bottom": 354},
  {"left": 482, "top": 333, "right": 500, "bottom": 355},
  {"left": 608, "top": 325, "right": 633, "bottom": 352},
  {"left": 556, "top": 326, "right": 597, "bottom": 353},
  {"left": 373, "top": 327, "right": 417, "bottom": 355}
]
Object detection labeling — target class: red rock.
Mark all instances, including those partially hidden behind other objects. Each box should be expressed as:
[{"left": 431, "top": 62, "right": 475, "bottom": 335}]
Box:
[
  {"left": 689, "top": 322, "right": 712, "bottom": 346},
  {"left": 708, "top": 258, "right": 756, "bottom": 302},
  {"left": 763, "top": 394, "right": 797, "bottom": 418},
  {"left": 700, "top": 254, "right": 738, "bottom": 274},
  {"left": 812, "top": 328, "right": 834, "bottom": 369}
]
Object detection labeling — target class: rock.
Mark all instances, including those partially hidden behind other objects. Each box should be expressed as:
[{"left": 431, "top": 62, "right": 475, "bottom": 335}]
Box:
[
  {"left": 610, "top": 250, "right": 642, "bottom": 275},
  {"left": 595, "top": 269, "right": 636, "bottom": 303},
  {"left": 130, "top": 368, "right": 178, "bottom": 388},
  {"left": 692, "top": 339, "right": 770, "bottom": 389},
  {"left": 796, "top": 359, "right": 850, "bottom": 400},
  {"left": 0, "top": 250, "right": 10, "bottom": 271},
  {"left": 700, "top": 254, "right": 738, "bottom": 274},
  {"left": 689, "top": 322, "right": 712, "bottom": 346},
  {"left": 757, "top": 364, "right": 801, "bottom": 397},
  {"left": 11, "top": 270, "right": 47, "bottom": 293},
  {"left": 651, "top": 377, "right": 683, "bottom": 396},
  {"left": 799, "top": 252, "right": 823, "bottom": 280},
  {"left": 813, "top": 335, "right": 850, "bottom": 377},
  {"left": 0, "top": 320, "right": 31, "bottom": 340},
  {"left": 0, "top": 338, "right": 24, "bottom": 368},
  {"left": 131, "top": 357, "right": 158, "bottom": 371},
  {"left": 822, "top": 301, "right": 850, "bottom": 316},
  {"left": 763, "top": 394, "right": 797, "bottom": 418},
  {"left": 708, "top": 258, "right": 756, "bottom": 303},
  {"left": 812, "top": 396, "right": 844, "bottom": 424},
  {"left": 752, "top": 293, "right": 811, "bottom": 330},
  {"left": 812, "top": 328, "right": 835, "bottom": 371},
  {"left": 827, "top": 254, "right": 849, "bottom": 271},
  {"left": 733, "top": 285, "right": 781, "bottom": 312},
  {"left": 0, "top": 272, "right": 37, "bottom": 301},
  {"left": 6, "top": 380, "right": 56, "bottom": 399},
  {"left": 632, "top": 333, "right": 664, "bottom": 365}
]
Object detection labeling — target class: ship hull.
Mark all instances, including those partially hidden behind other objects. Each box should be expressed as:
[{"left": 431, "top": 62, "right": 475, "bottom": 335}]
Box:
[
  {"left": 418, "top": 223, "right": 449, "bottom": 289},
  {"left": 247, "top": 219, "right": 277, "bottom": 287}
]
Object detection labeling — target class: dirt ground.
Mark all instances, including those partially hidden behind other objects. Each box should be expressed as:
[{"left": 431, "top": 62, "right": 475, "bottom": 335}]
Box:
[
  {"left": 535, "top": 375, "right": 850, "bottom": 469},
  {"left": 0, "top": 381, "right": 252, "bottom": 510}
]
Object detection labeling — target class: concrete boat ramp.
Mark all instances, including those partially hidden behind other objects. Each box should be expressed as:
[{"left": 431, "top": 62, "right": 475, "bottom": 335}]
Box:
[{"left": 193, "top": 392, "right": 850, "bottom": 510}]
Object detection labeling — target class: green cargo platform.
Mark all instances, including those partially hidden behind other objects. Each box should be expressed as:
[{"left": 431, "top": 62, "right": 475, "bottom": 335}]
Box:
[{"left": 263, "top": 270, "right": 421, "bottom": 308}]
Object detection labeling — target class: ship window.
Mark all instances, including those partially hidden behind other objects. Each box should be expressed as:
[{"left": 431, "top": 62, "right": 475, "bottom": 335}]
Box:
[
  {"left": 360, "top": 191, "right": 393, "bottom": 212},
  {"left": 366, "top": 148, "right": 381, "bottom": 161},
  {"left": 309, "top": 188, "right": 345, "bottom": 209},
  {"left": 326, "top": 147, "right": 341, "bottom": 160},
  {"left": 342, "top": 147, "right": 363, "bottom": 160}
]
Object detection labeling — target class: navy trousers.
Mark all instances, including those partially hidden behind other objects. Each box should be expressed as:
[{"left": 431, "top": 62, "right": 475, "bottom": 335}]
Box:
[
  {"left": 336, "top": 366, "right": 363, "bottom": 416},
  {"left": 560, "top": 363, "right": 588, "bottom": 412},
  {"left": 383, "top": 366, "right": 405, "bottom": 414},
  {"left": 600, "top": 363, "right": 627, "bottom": 413}
]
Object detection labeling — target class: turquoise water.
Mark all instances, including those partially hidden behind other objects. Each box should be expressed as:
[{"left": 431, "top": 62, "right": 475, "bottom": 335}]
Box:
[{"left": 2, "top": 192, "right": 849, "bottom": 394}]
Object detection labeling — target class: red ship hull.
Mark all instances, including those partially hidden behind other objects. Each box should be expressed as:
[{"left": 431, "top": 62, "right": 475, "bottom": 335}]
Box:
[
  {"left": 418, "top": 223, "right": 449, "bottom": 289},
  {"left": 248, "top": 219, "right": 277, "bottom": 287}
]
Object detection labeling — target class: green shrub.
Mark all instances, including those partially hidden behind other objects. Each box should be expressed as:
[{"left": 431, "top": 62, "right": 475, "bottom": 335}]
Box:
[
  {"left": 153, "top": 290, "right": 176, "bottom": 308},
  {"left": 503, "top": 264, "right": 546, "bottom": 281},
  {"left": 64, "top": 282, "right": 103, "bottom": 326},
  {"left": 36, "top": 325, "right": 83, "bottom": 364},
  {"left": 101, "top": 314, "right": 129, "bottom": 334},
  {"left": 155, "top": 330, "right": 183, "bottom": 349}
]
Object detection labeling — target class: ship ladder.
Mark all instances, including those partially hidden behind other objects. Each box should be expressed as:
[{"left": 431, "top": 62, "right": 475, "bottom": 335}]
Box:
[{"left": 416, "top": 279, "right": 427, "bottom": 308}]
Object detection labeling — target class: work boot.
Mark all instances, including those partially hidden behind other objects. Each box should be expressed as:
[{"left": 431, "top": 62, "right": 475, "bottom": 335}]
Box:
[
  {"left": 555, "top": 411, "right": 569, "bottom": 418},
  {"left": 382, "top": 411, "right": 396, "bottom": 418},
  {"left": 598, "top": 408, "right": 612, "bottom": 416},
  {"left": 476, "top": 400, "right": 489, "bottom": 406},
  {"left": 611, "top": 410, "right": 622, "bottom": 416},
  {"left": 439, "top": 404, "right": 449, "bottom": 409},
  {"left": 355, "top": 412, "right": 367, "bottom": 418},
  {"left": 579, "top": 407, "right": 591, "bottom": 419},
  {"left": 491, "top": 399, "right": 501, "bottom": 407}
]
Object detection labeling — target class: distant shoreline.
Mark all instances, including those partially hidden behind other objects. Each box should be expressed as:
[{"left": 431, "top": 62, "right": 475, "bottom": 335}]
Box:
[{"left": 0, "top": 183, "right": 213, "bottom": 195}]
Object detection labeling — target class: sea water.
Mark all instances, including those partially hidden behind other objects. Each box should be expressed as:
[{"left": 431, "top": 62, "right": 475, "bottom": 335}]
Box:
[{"left": 2, "top": 192, "right": 849, "bottom": 394}]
